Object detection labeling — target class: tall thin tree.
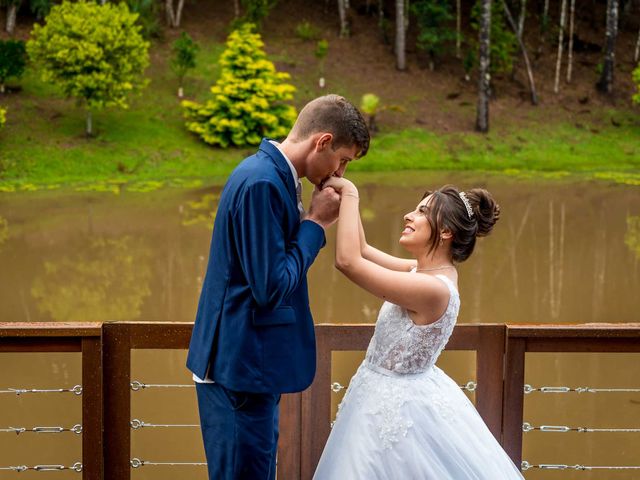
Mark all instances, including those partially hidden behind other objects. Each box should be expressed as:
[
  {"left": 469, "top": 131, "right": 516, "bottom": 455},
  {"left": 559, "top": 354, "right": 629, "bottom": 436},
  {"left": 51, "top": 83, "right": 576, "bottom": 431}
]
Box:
[
  {"left": 566, "top": 0, "right": 576, "bottom": 82},
  {"left": 597, "top": 0, "right": 619, "bottom": 93},
  {"left": 536, "top": 0, "right": 550, "bottom": 56},
  {"left": 456, "top": 0, "right": 461, "bottom": 57},
  {"left": 517, "top": 0, "right": 526, "bottom": 37},
  {"left": 165, "top": 0, "right": 186, "bottom": 27},
  {"left": 476, "top": 0, "right": 491, "bottom": 132},
  {"left": 554, "top": 0, "right": 568, "bottom": 93},
  {"left": 395, "top": 0, "right": 407, "bottom": 69},
  {"left": 5, "top": 0, "right": 21, "bottom": 34},
  {"left": 338, "top": 0, "right": 349, "bottom": 37},
  {"left": 502, "top": 0, "right": 538, "bottom": 104}
]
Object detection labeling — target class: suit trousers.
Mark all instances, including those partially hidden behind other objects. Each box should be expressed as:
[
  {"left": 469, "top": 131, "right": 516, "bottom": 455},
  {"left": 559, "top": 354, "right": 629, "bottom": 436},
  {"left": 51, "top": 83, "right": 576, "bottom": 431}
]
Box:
[{"left": 196, "top": 382, "right": 280, "bottom": 480}]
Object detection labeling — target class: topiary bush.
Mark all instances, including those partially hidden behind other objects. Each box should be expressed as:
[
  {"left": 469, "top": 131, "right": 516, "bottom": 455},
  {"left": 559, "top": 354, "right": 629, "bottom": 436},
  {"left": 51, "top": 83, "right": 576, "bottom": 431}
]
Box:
[
  {"left": 27, "top": 0, "right": 150, "bottom": 136},
  {"left": 182, "top": 23, "right": 296, "bottom": 147}
]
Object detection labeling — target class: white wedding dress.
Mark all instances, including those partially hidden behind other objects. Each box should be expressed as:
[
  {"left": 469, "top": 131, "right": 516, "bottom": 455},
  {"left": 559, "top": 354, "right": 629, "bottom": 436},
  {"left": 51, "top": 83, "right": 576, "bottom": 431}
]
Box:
[{"left": 314, "top": 274, "right": 524, "bottom": 479}]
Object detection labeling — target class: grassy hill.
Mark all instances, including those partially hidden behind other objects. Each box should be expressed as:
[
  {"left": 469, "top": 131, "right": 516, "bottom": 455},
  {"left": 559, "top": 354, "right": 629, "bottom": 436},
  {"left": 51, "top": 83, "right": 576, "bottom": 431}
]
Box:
[{"left": 0, "top": 0, "right": 639, "bottom": 191}]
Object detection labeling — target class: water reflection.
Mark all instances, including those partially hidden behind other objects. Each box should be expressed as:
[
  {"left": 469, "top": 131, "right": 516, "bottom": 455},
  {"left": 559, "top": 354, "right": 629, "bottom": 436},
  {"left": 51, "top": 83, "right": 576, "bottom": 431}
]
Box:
[
  {"left": 180, "top": 193, "right": 220, "bottom": 230},
  {"left": 0, "top": 175, "right": 637, "bottom": 325},
  {"left": 31, "top": 236, "right": 152, "bottom": 322},
  {"left": 625, "top": 216, "right": 640, "bottom": 261},
  {"left": 0, "top": 216, "right": 7, "bottom": 251}
]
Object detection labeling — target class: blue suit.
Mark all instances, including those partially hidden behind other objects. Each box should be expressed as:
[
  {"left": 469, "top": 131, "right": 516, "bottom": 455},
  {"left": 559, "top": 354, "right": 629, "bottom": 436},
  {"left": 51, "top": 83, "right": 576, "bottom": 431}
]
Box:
[{"left": 187, "top": 139, "right": 326, "bottom": 479}]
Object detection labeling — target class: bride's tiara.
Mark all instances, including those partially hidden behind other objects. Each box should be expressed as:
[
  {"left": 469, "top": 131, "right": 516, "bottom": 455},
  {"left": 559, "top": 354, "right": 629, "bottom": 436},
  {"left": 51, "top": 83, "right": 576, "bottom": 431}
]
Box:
[{"left": 459, "top": 192, "right": 474, "bottom": 219}]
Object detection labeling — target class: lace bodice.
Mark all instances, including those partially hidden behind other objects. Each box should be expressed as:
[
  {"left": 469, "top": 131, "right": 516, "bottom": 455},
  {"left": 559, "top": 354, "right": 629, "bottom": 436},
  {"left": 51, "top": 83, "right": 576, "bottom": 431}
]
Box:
[{"left": 364, "top": 274, "right": 460, "bottom": 375}]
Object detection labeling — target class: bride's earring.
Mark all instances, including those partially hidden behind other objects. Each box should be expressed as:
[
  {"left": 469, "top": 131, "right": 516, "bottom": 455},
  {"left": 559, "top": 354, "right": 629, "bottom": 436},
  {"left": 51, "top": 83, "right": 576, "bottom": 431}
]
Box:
[{"left": 439, "top": 237, "right": 444, "bottom": 247}]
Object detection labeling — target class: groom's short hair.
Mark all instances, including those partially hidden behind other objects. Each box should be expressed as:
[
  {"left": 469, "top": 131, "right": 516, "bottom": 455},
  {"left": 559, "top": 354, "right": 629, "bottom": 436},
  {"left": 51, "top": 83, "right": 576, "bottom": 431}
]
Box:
[{"left": 290, "top": 94, "right": 370, "bottom": 158}]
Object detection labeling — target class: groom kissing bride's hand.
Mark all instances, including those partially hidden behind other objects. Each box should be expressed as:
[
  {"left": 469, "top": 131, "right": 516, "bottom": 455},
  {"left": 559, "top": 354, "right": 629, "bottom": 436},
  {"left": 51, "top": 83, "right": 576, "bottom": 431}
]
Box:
[{"left": 186, "top": 94, "right": 369, "bottom": 480}]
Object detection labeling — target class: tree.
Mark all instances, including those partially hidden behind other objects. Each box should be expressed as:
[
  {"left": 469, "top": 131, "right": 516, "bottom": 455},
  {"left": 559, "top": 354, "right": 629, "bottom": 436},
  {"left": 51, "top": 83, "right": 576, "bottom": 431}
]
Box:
[
  {"left": 0, "top": 39, "right": 26, "bottom": 93},
  {"left": 3, "top": 0, "right": 21, "bottom": 34},
  {"left": 27, "top": 0, "right": 150, "bottom": 136},
  {"left": 566, "top": 0, "right": 576, "bottom": 82},
  {"left": 501, "top": 0, "right": 538, "bottom": 104},
  {"left": 475, "top": 0, "right": 491, "bottom": 133},
  {"left": 597, "top": 0, "right": 619, "bottom": 93},
  {"left": 315, "top": 39, "right": 328, "bottom": 88},
  {"left": 553, "top": 0, "right": 567, "bottom": 93},
  {"left": 411, "top": 0, "right": 455, "bottom": 70},
  {"left": 395, "top": 0, "right": 407, "bottom": 70},
  {"left": 127, "top": 0, "right": 161, "bottom": 39},
  {"left": 471, "top": 0, "right": 516, "bottom": 74},
  {"left": 165, "top": 0, "right": 185, "bottom": 28},
  {"left": 182, "top": 23, "right": 296, "bottom": 147},
  {"left": 30, "top": 0, "right": 52, "bottom": 20},
  {"left": 361, "top": 93, "right": 380, "bottom": 133},
  {"left": 338, "top": 0, "right": 349, "bottom": 37},
  {"left": 237, "top": 0, "right": 278, "bottom": 29},
  {"left": 171, "top": 32, "right": 199, "bottom": 98}
]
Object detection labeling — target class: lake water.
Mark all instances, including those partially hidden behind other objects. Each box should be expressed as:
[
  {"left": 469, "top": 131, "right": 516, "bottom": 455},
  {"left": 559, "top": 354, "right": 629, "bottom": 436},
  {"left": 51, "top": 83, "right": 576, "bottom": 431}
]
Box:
[{"left": 0, "top": 172, "right": 638, "bottom": 478}]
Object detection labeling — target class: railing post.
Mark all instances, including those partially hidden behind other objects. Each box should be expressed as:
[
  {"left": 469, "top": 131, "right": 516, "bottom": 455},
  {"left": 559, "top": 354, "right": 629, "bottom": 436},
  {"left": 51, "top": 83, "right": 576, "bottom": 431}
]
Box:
[
  {"left": 82, "top": 337, "right": 103, "bottom": 480},
  {"left": 475, "top": 324, "right": 506, "bottom": 442},
  {"left": 277, "top": 392, "right": 302, "bottom": 480},
  {"left": 103, "top": 323, "right": 132, "bottom": 480},
  {"left": 301, "top": 326, "right": 331, "bottom": 480},
  {"left": 502, "top": 335, "right": 526, "bottom": 467}
]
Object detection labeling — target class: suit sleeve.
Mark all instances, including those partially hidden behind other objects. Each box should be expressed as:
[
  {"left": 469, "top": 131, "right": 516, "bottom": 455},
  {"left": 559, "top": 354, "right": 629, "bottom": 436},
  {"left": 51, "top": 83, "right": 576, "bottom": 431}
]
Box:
[{"left": 232, "top": 180, "right": 326, "bottom": 310}]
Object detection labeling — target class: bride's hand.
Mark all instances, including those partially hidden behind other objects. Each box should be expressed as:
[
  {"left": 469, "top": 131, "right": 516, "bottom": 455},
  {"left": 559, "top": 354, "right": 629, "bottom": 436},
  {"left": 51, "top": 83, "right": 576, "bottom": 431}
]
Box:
[{"left": 322, "top": 176, "right": 358, "bottom": 197}]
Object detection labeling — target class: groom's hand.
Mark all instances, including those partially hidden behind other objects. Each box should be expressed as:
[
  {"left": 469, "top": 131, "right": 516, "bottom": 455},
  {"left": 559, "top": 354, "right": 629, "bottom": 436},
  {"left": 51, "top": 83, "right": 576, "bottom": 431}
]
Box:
[{"left": 305, "top": 186, "right": 341, "bottom": 229}]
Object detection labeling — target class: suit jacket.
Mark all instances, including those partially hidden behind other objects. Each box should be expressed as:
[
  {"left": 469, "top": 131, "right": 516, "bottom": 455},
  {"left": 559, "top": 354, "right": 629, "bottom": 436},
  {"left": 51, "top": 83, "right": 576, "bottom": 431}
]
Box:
[{"left": 187, "top": 139, "right": 326, "bottom": 394}]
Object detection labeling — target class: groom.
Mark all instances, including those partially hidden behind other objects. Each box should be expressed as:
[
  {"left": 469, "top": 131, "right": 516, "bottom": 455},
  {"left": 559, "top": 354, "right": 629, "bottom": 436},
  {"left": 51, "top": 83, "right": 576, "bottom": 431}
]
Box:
[{"left": 187, "top": 94, "right": 370, "bottom": 480}]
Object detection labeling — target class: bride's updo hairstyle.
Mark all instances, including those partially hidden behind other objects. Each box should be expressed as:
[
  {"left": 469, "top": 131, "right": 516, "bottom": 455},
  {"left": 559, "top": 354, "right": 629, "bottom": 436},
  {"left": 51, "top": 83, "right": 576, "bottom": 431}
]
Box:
[{"left": 421, "top": 185, "right": 500, "bottom": 263}]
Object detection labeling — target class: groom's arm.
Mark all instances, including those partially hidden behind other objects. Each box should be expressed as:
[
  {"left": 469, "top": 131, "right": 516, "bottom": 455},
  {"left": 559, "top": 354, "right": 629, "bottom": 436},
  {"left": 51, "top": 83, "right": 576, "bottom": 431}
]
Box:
[{"left": 232, "top": 180, "right": 326, "bottom": 310}]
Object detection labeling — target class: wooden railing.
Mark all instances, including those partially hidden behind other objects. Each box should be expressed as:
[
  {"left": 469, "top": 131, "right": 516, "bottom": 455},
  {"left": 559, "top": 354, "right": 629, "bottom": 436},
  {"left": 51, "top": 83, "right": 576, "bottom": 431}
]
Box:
[
  {"left": 0, "top": 323, "right": 103, "bottom": 479},
  {"left": 0, "top": 322, "right": 639, "bottom": 479}
]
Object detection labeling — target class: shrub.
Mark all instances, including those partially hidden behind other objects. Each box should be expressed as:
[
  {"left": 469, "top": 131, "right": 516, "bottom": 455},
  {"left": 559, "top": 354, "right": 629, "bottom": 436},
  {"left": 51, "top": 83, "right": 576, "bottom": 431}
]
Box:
[
  {"left": 0, "top": 39, "right": 27, "bottom": 93},
  {"left": 171, "top": 32, "right": 199, "bottom": 97},
  {"left": 27, "top": 0, "right": 150, "bottom": 136},
  {"left": 182, "top": 23, "right": 296, "bottom": 147},
  {"left": 236, "top": 0, "right": 278, "bottom": 29},
  {"left": 411, "top": 0, "right": 456, "bottom": 69},
  {"left": 30, "top": 0, "right": 53, "bottom": 20},
  {"left": 315, "top": 39, "right": 329, "bottom": 77},
  {"left": 295, "top": 20, "right": 320, "bottom": 41},
  {"left": 126, "top": 0, "right": 162, "bottom": 39}
]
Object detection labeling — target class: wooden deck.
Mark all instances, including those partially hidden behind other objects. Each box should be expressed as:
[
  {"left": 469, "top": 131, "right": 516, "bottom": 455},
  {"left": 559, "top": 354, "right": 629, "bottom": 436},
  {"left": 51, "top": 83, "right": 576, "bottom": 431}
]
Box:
[{"left": 1, "top": 321, "right": 639, "bottom": 479}]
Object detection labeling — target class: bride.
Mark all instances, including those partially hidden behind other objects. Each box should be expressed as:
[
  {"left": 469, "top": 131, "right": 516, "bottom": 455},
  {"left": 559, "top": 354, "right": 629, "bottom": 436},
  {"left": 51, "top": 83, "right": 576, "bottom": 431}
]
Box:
[{"left": 313, "top": 178, "right": 524, "bottom": 479}]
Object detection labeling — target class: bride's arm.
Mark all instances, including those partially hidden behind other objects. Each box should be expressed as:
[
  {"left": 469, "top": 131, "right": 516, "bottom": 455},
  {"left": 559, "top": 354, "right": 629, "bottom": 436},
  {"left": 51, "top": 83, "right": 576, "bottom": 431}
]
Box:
[
  {"left": 359, "top": 214, "right": 416, "bottom": 272},
  {"left": 324, "top": 178, "right": 447, "bottom": 317}
]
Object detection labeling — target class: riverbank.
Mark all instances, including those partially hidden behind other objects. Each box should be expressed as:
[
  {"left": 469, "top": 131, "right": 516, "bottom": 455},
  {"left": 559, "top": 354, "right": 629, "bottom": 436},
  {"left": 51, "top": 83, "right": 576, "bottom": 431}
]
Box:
[{"left": 1, "top": 114, "right": 638, "bottom": 192}]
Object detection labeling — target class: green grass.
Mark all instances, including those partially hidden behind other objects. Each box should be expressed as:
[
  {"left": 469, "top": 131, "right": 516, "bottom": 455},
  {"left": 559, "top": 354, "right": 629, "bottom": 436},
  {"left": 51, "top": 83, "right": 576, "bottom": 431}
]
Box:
[
  {"left": 0, "top": 33, "right": 639, "bottom": 192},
  {"left": 351, "top": 117, "right": 640, "bottom": 183}
]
